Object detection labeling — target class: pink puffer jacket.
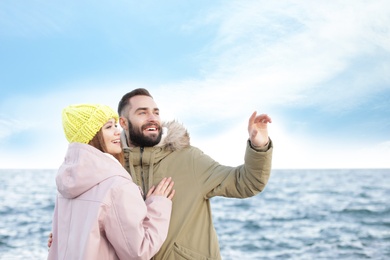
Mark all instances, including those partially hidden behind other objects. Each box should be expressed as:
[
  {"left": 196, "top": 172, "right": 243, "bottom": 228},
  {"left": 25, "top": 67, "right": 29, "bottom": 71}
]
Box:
[{"left": 48, "top": 143, "right": 172, "bottom": 260}]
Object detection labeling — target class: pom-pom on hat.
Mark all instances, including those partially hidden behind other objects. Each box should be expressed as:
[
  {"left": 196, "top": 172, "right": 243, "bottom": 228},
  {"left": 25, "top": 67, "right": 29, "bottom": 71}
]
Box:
[{"left": 62, "top": 104, "right": 119, "bottom": 144}]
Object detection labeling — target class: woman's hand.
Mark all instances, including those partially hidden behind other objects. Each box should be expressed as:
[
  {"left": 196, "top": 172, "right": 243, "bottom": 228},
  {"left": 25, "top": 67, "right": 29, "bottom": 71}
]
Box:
[{"left": 146, "top": 177, "right": 175, "bottom": 200}]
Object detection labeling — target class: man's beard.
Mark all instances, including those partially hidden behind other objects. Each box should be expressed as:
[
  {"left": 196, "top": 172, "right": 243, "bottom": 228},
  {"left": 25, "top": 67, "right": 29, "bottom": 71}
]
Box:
[{"left": 127, "top": 119, "right": 162, "bottom": 147}]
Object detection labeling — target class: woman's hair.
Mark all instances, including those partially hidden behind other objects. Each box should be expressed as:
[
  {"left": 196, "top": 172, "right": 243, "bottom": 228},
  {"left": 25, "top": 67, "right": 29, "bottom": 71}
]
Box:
[{"left": 89, "top": 129, "right": 124, "bottom": 166}]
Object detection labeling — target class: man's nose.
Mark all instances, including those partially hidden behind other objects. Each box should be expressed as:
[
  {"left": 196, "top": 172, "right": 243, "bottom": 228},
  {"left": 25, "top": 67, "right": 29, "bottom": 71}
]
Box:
[{"left": 147, "top": 113, "right": 158, "bottom": 121}]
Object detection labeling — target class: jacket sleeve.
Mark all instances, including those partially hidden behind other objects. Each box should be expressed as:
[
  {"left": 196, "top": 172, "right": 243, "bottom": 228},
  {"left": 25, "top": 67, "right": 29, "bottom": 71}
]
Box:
[
  {"left": 195, "top": 139, "right": 273, "bottom": 199},
  {"left": 104, "top": 181, "right": 172, "bottom": 260}
]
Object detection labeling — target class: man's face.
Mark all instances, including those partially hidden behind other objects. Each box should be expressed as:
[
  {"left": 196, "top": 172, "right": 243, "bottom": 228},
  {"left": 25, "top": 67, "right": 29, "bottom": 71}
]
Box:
[{"left": 123, "top": 95, "right": 162, "bottom": 147}]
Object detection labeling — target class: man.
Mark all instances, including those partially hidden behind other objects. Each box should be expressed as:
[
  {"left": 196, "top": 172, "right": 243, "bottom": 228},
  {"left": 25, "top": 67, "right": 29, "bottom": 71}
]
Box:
[{"left": 117, "top": 88, "right": 273, "bottom": 260}]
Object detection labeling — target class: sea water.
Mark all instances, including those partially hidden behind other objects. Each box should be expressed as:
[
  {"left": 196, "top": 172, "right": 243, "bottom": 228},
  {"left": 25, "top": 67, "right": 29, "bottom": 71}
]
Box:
[{"left": 0, "top": 169, "right": 389, "bottom": 259}]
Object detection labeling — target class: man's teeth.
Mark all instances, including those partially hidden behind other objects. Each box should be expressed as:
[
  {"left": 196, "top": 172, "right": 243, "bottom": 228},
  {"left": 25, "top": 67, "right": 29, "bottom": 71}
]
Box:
[{"left": 146, "top": 128, "right": 157, "bottom": 131}]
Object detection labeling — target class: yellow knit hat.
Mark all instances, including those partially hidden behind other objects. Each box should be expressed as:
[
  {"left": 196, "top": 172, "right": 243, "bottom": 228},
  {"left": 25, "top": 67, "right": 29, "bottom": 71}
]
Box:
[{"left": 62, "top": 104, "right": 119, "bottom": 144}]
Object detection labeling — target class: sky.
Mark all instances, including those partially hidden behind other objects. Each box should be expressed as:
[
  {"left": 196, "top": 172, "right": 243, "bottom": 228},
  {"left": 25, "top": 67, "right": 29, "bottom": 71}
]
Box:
[{"left": 0, "top": 1, "right": 389, "bottom": 169}]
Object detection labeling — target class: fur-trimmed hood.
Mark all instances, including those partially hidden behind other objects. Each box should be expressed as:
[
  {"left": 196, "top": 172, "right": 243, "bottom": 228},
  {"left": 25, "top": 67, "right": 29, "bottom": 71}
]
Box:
[{"left": 120, "top": 120, "right": 190, "bottom": 151}]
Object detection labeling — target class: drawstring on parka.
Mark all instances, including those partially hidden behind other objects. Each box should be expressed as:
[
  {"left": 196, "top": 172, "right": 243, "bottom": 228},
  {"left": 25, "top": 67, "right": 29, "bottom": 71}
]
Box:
[{"left": 127, "top": 147, "right": 156, "bottom": 200}]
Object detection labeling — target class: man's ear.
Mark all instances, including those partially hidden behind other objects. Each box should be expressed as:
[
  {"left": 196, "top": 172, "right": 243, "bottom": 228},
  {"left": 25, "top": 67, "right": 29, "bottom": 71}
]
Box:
[{"left": 119, "top": 117, "right": 127, "bottom": 130}]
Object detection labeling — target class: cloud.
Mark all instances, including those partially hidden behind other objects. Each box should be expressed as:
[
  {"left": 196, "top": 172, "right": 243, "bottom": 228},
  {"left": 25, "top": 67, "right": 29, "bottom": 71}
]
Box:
[
  {"left": 0, "top": 117, "right": 32, "bottom": 140},
  {"left": 188, "top": 0, "right": 390, "bottom": 109},
  {"left": 150, "top": 1, "right": 390, "bottom": 136}
]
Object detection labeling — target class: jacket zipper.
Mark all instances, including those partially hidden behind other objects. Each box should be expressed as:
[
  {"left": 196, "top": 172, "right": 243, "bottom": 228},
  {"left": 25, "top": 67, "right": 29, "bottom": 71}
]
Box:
[{"left": 140, "top": 147, "right": 146, "bottom": 199}]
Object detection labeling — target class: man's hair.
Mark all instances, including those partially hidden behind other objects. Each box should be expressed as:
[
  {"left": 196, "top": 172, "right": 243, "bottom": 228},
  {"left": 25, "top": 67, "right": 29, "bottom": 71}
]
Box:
[{"left": 117, "top": 88, "right": 153, "bottom": 116}]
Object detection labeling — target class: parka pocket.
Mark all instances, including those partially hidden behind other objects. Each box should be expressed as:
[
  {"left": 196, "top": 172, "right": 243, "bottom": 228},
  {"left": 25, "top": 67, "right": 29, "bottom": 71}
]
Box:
[{"left": 172, "top": 242, "right": 220, "bottom": 260}]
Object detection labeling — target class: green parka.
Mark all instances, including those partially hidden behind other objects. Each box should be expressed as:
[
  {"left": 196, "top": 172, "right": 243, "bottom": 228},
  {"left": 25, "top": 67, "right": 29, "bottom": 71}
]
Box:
[{"left": 121, "top": 121, "right": 273, "bottom": 260}]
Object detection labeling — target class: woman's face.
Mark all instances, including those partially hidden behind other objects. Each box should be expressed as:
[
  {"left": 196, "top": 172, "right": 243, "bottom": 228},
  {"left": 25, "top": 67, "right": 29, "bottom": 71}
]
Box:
[{"left": 102, "top": 118, "right": 122, "bottom": 155}]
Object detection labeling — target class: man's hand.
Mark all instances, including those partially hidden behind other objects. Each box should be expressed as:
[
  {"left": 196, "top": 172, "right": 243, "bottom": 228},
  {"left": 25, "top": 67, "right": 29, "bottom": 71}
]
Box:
[
  {"left": 248, "top": 111, "right": 272, "bottom": 147},
  {"left": 48, "top": 232, "right": 52, "bottom": 248}
]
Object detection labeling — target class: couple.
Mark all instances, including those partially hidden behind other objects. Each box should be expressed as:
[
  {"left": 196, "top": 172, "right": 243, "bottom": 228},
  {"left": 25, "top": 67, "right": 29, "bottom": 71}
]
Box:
[{"left": 48, "top": 88, "right": 273, "bottom": 260}]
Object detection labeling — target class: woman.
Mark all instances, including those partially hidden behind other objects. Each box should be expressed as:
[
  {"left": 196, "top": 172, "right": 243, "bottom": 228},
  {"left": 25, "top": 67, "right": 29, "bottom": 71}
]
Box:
[{"left": 48, "top": 103, "right": 175, "bottom": 260}]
